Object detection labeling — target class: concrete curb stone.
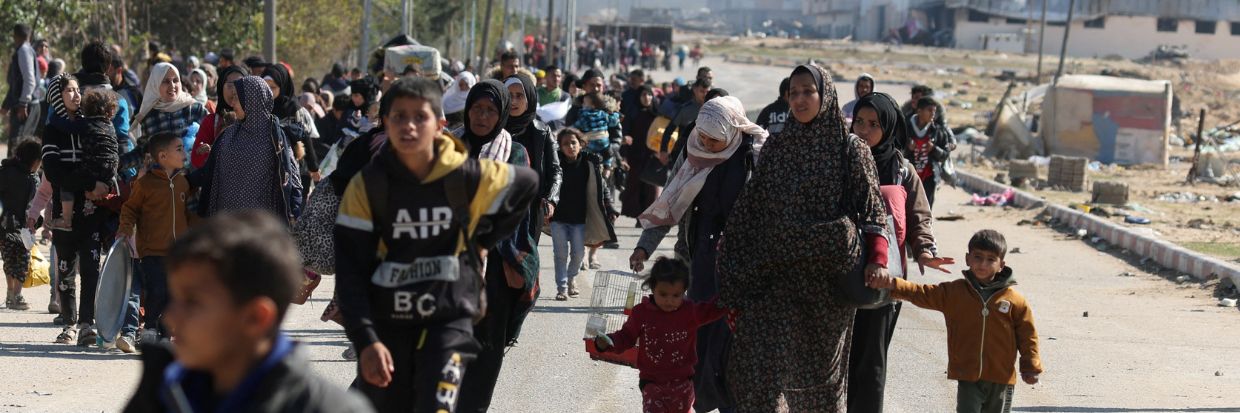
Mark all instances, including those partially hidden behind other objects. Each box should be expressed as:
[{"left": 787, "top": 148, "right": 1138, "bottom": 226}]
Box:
[{"left": 955, "top": 169, "right": 1240, "bottom": 284}]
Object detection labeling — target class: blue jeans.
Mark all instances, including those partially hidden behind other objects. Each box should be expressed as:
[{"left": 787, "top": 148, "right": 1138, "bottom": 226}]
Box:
[
  {"left": 122, "top": 256, "right": 168, "bottom": 338},
  {"left": 549, "top": 222, "right": 585, "bottom": 292}
]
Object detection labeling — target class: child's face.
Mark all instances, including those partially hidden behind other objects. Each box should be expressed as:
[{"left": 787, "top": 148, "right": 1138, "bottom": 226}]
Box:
[
  {"left": 853, "top": 106, "right": 884, "bottom": 148},
  {"left": 62, "top": 79, "right": 81, "bottom": 113},
  {"left": 917, "top": 106, "right": 936, "bottom": 125},
  {"left": 351, "top": 93, "right": 365, "bottom": 108},
  {"left": 559, "top": 135, "right": 582, "bottom": 160},
  {"left": 652, "top": 280, "right": 687, "bottom": 313},
  {"left": 508, "top": 84, "right": 527, "bottom": 117},
  {"left": 158, "top": 143, "right": 187, "bottom": 171},
  {"left": 164, "top": 263, "right": 260, "bottom": 371},
  {"left": 385, "top": 96, "right": 445, "bottom": 159},
  {"left": 697, "top": 131, "right": 730, "bottom": 153},
  {"left": 965, "top": 249, "right": 1005, "bottom": 283}
]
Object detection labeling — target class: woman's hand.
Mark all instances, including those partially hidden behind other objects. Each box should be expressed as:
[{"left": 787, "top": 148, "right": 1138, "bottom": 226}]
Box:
[
  {"left": 360, "top": 342, "right": 395, "bottom": 388},
  {"left": 917, "top": 253, "right": 956, "bottom": 274},
  {"left": 309, "top": 171, "right": 322, "bottom": 183},
  {"left": 195, "top": 143, "right": 211, "bottom": 155},
  {"left": 629, "top": 248, "right": 649, "bottom": 272},
  {"left": 865, "top": 263, "right": 894, "bottom": 289},
  {"left": 85, "top": 182, "right": 110, "bottom": 201}
]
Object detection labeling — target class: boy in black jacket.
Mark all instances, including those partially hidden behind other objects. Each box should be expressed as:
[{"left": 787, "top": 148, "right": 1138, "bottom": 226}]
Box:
[
  {"left": 124, "top": 210, "right": 372, "bottom": 413},
  {"left": 334, "top": 77, "right": 538, "bottom": 412},
  {"left": 1, "top": 139, "right": 42, "bottom": 310}
]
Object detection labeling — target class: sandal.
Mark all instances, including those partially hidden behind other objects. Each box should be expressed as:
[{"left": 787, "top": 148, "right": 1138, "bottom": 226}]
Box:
[
  {"left": 55, "top": 327, "right": 76, "bottom": 344},
  {"left": 555, "top": 291, "right": 568, "bottom": 301}
]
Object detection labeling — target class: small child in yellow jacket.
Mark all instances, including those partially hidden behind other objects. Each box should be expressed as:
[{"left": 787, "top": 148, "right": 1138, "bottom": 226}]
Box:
[{"left": 868, "top": 229, "right": 1042, "bottom": 413}]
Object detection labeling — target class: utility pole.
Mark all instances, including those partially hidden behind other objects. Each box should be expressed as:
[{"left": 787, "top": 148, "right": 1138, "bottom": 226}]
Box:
[
  {"left": 481, "top": 0, "right": 496, "bottom": 66},
  {"left": 546, "top": 0, "right": 556, "bottom": 66},
  {"left": 1035, "top": 0, "right": 1048, "bottom": 83},
  {"left": 360, "top": 0, "right": 372, "bottom": 70},
  {"left": 402, "top": 0, "right": 410, "bottom": 35},
  {"left": 1053, "top": 0, "right": 1075, "bottom": 85},
  {"left": 501, "top": 0, "right": 511, "bottom": 51},
  {"left": 263, "top": 0, "right": 276, "bottom": 63}
]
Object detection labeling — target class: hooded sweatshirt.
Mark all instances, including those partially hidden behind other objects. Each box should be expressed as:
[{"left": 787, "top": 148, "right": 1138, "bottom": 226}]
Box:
[{"left": 890, "top": 267, "right": 1042, "bottom": 385}]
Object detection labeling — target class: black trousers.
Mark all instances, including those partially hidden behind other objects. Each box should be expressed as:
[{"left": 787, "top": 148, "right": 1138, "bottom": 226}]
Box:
[
  {"left": 357, "top": 319, "right": 479, "bottom": 412},
  {"left": 848, "top": 302, "right": 903, "bottom": 413},
  {"left": 456, "top": 258, "right": 530, "bottom": 413},
  {"left": 53, "top": 212, "right": 107, "bottom": 327},
  {"left": 923, "top": 177, "right": 938, "bottom": 210}
]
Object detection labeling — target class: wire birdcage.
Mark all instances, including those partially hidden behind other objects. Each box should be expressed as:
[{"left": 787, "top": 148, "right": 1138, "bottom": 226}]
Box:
[{"left": 583, "top": 270, "right": 643, "bottom": 367}]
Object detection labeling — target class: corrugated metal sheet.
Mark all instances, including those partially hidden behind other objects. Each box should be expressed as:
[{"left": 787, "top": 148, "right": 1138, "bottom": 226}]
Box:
[{"left": 944, "top": 0, "right": 1240, "bottom": 22}]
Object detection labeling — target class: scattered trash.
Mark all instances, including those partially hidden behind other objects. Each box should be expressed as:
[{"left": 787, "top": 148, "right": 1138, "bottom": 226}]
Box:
[
  {"left": 28, "top": 391, "right": 51, "bottom": 396},
  {"left": 1010, "top": 247, "right": 1023, "bottom": 254},
  {"left": 1217, "top": 371, "right": 1225, "bottom": 377},
  {"left": 1017, "top": 219, "right": 1034, "bottom": 226},
  {"left": 1176, "top": 275, "right": 1192, "bottom": 284},
  {"left": 938, "top": 214, "right": 966, "bottom": 221},
  {"left": 1219, "top": 298, "right": 1238, "bottom": 308},
  {"left": 1075, "top": 229, "right": 1088, "bottom": 238},
  {"left": 1124, "top": 216, "right": 1151, "bottom": 225},
  {"left": 1142, "top": 45, "right": 1189, "bottom": 63},
  {"left": 1047, "top": 336, "right": 1057, "bottom": 340},
  {"left": 1156, "top": 192, "right": 1219, "bottom": 203},
  {"left": 1118, "top": 271, "right": 1136, "bottom": 277},
  {"left": 1186, "top": 218, "right": 1215, "bottom": 230},
  {"left": 971, "top": 188, "right": 1016, "bottom": 206},
  {"left": 1082, "top": 311, "right": 1089, "bottom": 317}
]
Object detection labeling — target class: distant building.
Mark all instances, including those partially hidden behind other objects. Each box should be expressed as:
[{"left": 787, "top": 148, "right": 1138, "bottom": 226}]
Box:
[
  {"left": 711, "top": 0, "right": 803, "bottom": 34},
  {"left": 631, "top": 7, "right": 681, "bottom": 25},
  {"left": 802, "top": 0, "right": 1240, "bottom": 60}
]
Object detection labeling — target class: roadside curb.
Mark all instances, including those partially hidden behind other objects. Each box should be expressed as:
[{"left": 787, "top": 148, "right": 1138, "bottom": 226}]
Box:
[{"left": 955, "top": 169, "right": 1240, "bottom": 284}]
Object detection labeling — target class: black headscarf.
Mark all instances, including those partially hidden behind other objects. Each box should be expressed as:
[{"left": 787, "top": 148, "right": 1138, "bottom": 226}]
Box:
[
  {"left": 462, "top": 79, "right": 511, "bottom": 157},
  {"left": 851, "top": 92, "right": 907, "bottom": 185},
  {"left": 264, "top": 63, "right": 300, "bottom": 119},
  {"left": 215, "top": 65, "right": 250, "bottom": 113},
  {"left": 349, "top": 77, "right": 379, "bottom": 112},
  {"left": 503, "top": 74, "right": 538, "bottom": 136},
  {"left": 636, "top": 84, "right": 659, "bottom": 116}
]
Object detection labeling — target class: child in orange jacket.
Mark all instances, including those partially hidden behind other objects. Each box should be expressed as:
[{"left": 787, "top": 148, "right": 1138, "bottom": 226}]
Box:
[{"left": 868, "top": 229, "right": 1042, "bottom": 413}]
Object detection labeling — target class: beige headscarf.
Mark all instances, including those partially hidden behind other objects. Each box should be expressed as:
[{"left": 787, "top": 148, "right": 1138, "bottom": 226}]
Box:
[
  {"left": 131, "top": 62, "right": 197, "bottom": 137},
  {"left": 639, "top": 96, "right": 768, "bottom": 228}
]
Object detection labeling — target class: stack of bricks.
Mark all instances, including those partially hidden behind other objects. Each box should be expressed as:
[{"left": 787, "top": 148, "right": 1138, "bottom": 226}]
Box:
[
  {"left": 1048, "top": 155, "right": 1089, "bottom": 191},
  {"left": 1091, "top": 181, "right": 1130, "bottom": 205},
  {"left": 1008, "top": 160, "right": 1040, "bottom": 186}
]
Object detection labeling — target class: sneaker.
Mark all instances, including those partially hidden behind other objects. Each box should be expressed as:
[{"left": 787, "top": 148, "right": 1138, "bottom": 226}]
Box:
[
  {"left": 555, "top": 291, "right": 568, "bottom": 301},
  {"left": 54, "top": 327, "right": 76, "bottom": 344},
  {"left": 47, "top": 302, "right": 60, "bottom": 314},
  {"left": 52, "top": 315, "right": 66, "bottom": 326},
  {"left": 77, "top": 324, "right": 98, "bottom": 347},
  {"left": 116, "top": 335, "right": 137, "bottom": 354},
  {"left": 8, "top": 295, "right": 29, "bottom": 311},
  {"left": 341, "top": 346, "right": 357, "bottom": 361}
]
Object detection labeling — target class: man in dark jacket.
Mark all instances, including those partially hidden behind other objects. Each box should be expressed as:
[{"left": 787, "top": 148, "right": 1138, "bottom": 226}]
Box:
[
  {"left": 3, "top": 24, "right": 39, "bottom": 156},
  {"left": 755, "top": 77, "right": 790, "bottom": 137}
]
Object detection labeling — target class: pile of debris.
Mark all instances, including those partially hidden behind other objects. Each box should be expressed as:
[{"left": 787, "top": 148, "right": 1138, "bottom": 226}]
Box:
[{"left": 1140, "top": 45, "right": 1190, "bottom": 64}]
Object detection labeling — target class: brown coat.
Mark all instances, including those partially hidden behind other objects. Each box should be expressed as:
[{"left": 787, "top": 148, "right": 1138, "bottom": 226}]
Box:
[
  {"left": 119, "top": 169, "right": 196, "bottom": 258},
  {"left": 891, "top": 269, "right": 1043, "bottom": 385}
]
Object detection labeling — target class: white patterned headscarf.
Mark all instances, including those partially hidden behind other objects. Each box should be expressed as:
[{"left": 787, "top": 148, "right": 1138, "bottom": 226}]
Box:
[{"left": 640, "top": 96, "right": 768, "bottom": 228}]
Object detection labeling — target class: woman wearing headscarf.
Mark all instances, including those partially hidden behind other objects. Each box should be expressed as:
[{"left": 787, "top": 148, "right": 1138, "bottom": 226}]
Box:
[
  {"left": 443, "top": 71, "right": 476, "bottom": 133},
  {"left": 454, "top": 80, "right": 540, "bottom": 413},
  {"left": 343, "top": 76, "right": 380, "bottom": 139},
  {"left": 628, "top": 95, "right": 766, "bottom": 413},
  {"left": 847, "top": 92, "right": 955, "bottom": 413},
  {"left": 130, "top": 62, "right": 207, "bottom": 140},
  {"left": 718, "top": 64, "right": 888, "bottom": 412},
  {"left": 619, "top": 84, "right": 661, "bottom": 218},
  {"left": 188, "top": 68, "right": 216, "bottom": 113},
  {"left": 192, "top": 76, "right": 300, "bottom": 222},
  {"left": 504, "top": 73, "right": 561, "bottom": 247},
  {"left": 190, "top": 65, "right": 248, "bottom": 170},
  {"left": 264, "top": 63, "right": 322, "bottom": 184}
]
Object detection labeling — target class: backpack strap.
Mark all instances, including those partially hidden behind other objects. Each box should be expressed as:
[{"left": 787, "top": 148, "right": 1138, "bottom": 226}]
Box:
[
  {"left": 445, "top": 159, "right": 483, "bottom": 268},
  {"left": 361, "top": 164, "right": 391, "bottom": 241}
]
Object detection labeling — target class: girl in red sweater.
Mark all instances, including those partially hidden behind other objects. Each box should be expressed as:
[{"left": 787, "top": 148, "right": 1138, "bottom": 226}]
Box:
[{"left": 594, "top": 257, "right": 728, "bottom": 413}]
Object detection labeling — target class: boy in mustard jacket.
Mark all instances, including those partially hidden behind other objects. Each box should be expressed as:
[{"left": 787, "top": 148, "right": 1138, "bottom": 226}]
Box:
[
  {"left": 117, "top": 132, "right": 196, "bottom": 351},
  {"left": 869, "top": 229, "right": 1042, "bottom": 413}
]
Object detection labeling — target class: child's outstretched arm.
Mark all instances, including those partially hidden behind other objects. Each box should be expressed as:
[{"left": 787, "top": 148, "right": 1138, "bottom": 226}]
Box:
[
  {"left": 888, "top": 278, "right": 951, "bottom": 312},
  {"left": 1014, "top": 300, "right": 1043, "bottom": 384}
]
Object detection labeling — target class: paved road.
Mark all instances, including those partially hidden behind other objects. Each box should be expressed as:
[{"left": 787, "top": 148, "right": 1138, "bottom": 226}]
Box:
[{"left": 2, "top": 58, "right": 1239, "bottom": 412}]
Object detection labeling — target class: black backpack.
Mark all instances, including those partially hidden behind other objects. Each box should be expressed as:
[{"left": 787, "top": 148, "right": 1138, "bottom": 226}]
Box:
[{"left": 361, "top": 159, "right": 488, "bottom": 325}]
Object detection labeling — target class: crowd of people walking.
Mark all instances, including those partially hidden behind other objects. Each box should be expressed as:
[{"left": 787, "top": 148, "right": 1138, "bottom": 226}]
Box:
[{"left": 1, "top": 21, "right": 1042, "bottom": 413}]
